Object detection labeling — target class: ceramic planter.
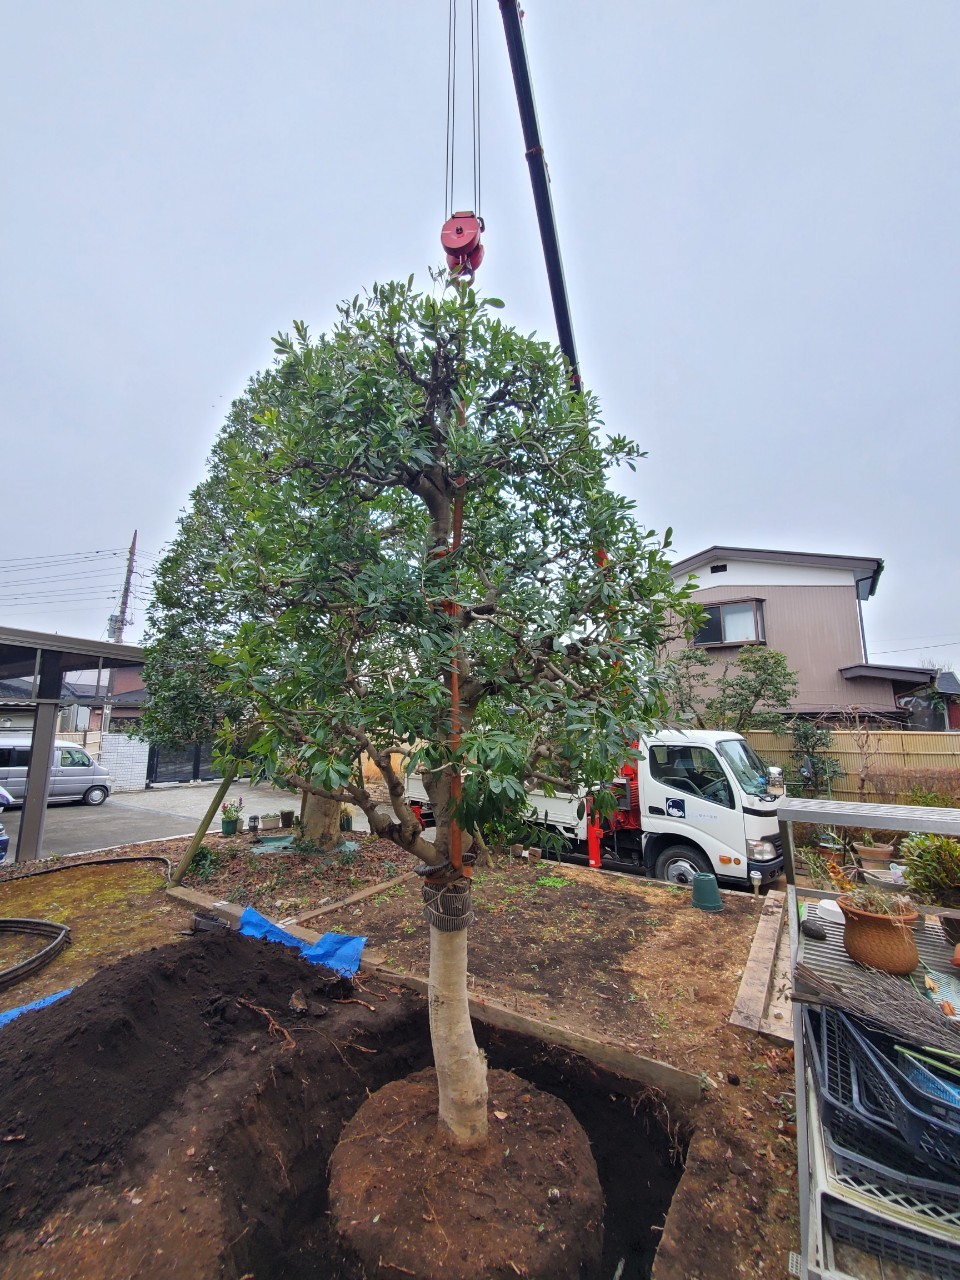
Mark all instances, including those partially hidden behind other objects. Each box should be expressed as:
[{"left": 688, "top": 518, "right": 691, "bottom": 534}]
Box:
[
  {"left": 280, "top": 810, "right": 295, "bottom": 829},
  {"left": 838, "top": 896, "right": 919, "bottom": 975},
  {"left": 852, "top": 842, "right": 895, "bottom": 869},
  {"left": 221, "top": 818, "right": 239, "bottom": 836},
  {"left": 261, "top": 817, "right": 281, "bottom": 832}
]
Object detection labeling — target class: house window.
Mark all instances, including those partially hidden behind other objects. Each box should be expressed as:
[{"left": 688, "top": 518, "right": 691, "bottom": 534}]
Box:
[{"left": 695, "top": 600, "right": 765, "bottom": 646}]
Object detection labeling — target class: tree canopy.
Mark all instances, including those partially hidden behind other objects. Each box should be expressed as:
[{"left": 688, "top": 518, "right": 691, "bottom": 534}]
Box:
[
  {"left": 145, "top": 278, "right": 697, "bottom": 863},
  {"left": 665, "top": 645, "right": 799, "bottom": 733}
]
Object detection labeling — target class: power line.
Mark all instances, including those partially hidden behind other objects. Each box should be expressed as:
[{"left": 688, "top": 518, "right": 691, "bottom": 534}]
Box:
[{"left": 873, "top": 639, "right": 960, "bottom": 655}]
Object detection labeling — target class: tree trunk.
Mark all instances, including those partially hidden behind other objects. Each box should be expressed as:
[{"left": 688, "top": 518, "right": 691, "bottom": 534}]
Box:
[
  {"left": 428, "top": 926, "right": 488, "bottom": 1147},
  {"left": 170, "top": 761, "right": 237, "bottom": 885},
  {"left": 300, "top": 791, "right": 341, "bottom": 849}
]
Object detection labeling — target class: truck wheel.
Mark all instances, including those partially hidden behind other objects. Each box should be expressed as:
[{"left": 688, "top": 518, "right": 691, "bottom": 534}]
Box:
[
  {"left": 83, "top": 786, "right": 109, "bottom": 807},
  {"left": 654, "top": 845, "right": 711, "bottom": 886}
]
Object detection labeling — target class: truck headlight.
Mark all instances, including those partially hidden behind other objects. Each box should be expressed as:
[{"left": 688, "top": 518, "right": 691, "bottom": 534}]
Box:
[{"left": 747, "top": 839, "right": 777, "bottom": 861}]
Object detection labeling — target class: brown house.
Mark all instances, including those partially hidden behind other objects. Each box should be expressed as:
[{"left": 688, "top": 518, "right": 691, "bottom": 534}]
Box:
[{"left": 669, "top": 546, "right": 945, "bottom": 723}]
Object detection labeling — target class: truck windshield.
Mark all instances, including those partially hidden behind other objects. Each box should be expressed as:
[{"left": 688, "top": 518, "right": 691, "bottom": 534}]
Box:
[{"left": 717, "top": 739, "right": 771, "bottom": 798}]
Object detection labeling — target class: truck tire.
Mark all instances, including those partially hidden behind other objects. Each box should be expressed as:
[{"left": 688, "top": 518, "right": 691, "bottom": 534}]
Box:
[{"left": 654, "top": 844, "right": 711, "bottom": 886}]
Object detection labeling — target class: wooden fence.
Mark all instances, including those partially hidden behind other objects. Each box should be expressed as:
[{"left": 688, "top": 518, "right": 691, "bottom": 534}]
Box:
[{"left": 745, "top": 730, "right": 960, "bottom": 803}]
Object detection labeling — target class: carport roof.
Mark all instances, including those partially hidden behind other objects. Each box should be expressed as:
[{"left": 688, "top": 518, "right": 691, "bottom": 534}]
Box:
[{"left": 0, "top": 626, "right": 144, "bottom": 703}]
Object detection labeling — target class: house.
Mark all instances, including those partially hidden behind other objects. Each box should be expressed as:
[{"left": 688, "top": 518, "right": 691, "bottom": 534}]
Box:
[{"left": 668, "top": 546, "right": 953, "bottom": 726}]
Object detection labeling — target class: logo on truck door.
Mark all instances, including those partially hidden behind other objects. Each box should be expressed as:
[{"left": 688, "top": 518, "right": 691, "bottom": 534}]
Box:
[{"left": 665, "top": 797, "right": 686, "bottom": 819}]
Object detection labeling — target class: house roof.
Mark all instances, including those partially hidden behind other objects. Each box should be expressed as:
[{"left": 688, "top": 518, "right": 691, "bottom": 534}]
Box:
[
  {"left": 936, "top": 670, "right": 960, "bottom": 697},
  {"left": 840, "top": 663, "right": 937, "bottom": 685},
  {"left": 670, "top": 546, "right": 884, "bottom": 600}
]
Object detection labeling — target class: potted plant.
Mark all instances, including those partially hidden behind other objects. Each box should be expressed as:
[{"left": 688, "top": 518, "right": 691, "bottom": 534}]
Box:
[
  {"left": 836, "top": 882, "right": 920, "bottom": 975},
  {"left": 851, "top": 829, "right": 896, "bottom": 869},
  {"left": 260, "top": 812, "right": 281, "bottom": 832},
  {"left": 220, "top": 797, "right": 244, "bottom": 836},
  {"left": 280, "top": 809, "right": 296, "bottom": 829},
  {"left": 339, "top": 804, "right": 354, "bottom": 832},
  {"left": 901, "top": 832, "right": 960, "bottom": 944}
]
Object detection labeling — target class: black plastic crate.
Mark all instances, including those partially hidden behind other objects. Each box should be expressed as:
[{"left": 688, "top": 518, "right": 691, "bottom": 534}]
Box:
[
  {"left": 834, "top": 1010, "right": 960, "bottom": 1174},
  {"left": 824, "top": 1104, "right": 960, "bottom": 1227},
  {"left": 803, "top": 1007, "right": 953, "bottom": 1180},
  {"left": 823, "top": 1194, "right": 960, "bottom": 1280}
]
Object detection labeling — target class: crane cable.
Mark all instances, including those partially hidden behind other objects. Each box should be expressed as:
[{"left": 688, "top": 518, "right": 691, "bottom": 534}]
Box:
[{"left": 444, "top": 0, "right": 481, "bottom": 221}]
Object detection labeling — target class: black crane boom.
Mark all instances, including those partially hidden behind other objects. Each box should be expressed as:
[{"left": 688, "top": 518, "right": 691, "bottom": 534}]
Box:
[{"left": 498, "top": 1, "right": 581, "bottom": 392}]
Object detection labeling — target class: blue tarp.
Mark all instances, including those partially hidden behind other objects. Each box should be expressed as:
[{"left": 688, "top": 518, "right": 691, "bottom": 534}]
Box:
[
  {"left": 237, "top": 906, "right": 366, "bottom": 978},
  {"left": 0, "top": 987, "right": 73, "bottom": 1029}
]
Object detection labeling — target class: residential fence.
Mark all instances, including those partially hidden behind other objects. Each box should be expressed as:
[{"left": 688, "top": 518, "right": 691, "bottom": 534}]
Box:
[{"left": 746, "top": 729, "right": 960, "bottom": 804}]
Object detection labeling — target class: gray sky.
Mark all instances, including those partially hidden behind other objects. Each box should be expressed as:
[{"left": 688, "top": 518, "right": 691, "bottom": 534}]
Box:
[{"left": 2, "top": 1, "right": 958, "bottom": 671}]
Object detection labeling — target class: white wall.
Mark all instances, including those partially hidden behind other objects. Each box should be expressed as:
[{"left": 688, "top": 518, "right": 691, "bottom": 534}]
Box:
[
  {"left": 684, "top": 559, "right": 856, "bottom": 590},
  {"left": 99, "top": 733, "right": 149, "bottom": 793}
]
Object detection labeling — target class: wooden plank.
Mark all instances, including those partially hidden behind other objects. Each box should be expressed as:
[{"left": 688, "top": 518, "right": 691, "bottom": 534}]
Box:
[
  {"left": 729, "top": 890, "right": 785, "bottom": 1034},
  {"left": 362, "top": 955, "right": 704, "bottom": 1104},
  {"left": 288, "top": 872, "right": 416, "bottom": 925}
]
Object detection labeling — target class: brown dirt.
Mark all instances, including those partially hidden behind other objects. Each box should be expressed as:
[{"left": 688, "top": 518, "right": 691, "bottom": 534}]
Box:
[
  {"left": 330, "top": 1068, "right": 604, "bottom": 1280},
  {"left": 0, "top": 931, "right": 683, "bottom": 1280},
  {"left": 0, "top": 843, "right": 800, "bottom": 1279},
  {"left": 324, "top": 859, "right": 801, "bottom": 1280}
]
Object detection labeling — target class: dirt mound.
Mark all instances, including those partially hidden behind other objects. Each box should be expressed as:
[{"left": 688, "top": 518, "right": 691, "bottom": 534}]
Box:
[
  {"left": 330, "top": 1067, "right": 604, "bottom": 1280},
  {"left": 0, "top": 930, "right": 353, "bottom": 1233}
]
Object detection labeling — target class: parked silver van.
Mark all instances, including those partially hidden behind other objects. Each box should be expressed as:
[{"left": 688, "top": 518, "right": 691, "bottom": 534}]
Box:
[{"left": 0, "top": 737, "right": 112, "bottom": 806}]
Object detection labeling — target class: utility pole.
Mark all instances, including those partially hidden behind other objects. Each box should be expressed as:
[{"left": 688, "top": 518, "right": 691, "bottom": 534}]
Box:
[{"left": 107, "top": 530, "right": 138, "bottom": 644}]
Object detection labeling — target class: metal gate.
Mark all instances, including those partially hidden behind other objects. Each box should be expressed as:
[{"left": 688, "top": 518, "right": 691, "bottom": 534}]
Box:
[{"left": 147, "top": 742, "right": 220, "bottom": 785}]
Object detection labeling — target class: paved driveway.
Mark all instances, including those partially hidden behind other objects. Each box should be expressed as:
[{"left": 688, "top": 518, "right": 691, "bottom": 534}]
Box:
[{"left": 0, "top": 780, "right": 302, "bottom": 861}]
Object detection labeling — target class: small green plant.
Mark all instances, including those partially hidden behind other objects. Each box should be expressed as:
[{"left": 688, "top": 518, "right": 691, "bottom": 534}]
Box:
[
  {"left": 221, "top": 797, "right": 244, "bottom": 822},
  {"left": 338, "top": 849, "right": 359, "bottom": 867},
  {"left": 535, "top": 875, "right": 567, "bottom": 888},
  {"left": 901, "top": 833, "right": 960, "bottom": 908},
  {"left": 382, "top": 861, "right": 399, "bottom": 879},
  {"left": 192, "top": 843, "right": 220, "bottom": 881}
]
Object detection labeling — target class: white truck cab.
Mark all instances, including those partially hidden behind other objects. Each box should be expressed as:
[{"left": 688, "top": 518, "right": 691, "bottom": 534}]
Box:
[{"left": 404, "top": 729, "right": 783, "bottom": 889}]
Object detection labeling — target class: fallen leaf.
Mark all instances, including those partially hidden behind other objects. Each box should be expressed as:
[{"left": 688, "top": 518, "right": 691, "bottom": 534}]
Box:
[{"left": 494, "top": 1111, "right": 508, "bottom": 1121}]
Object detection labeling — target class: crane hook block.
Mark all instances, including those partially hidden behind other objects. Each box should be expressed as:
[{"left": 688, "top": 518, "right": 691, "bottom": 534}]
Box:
[{"left": 441, "top": 211, "right": 485, "bottom": 279}]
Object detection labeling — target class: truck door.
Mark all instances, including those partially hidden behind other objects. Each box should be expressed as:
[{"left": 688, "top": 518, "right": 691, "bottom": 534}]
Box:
[{"left": 644, "top": 742, "right": 747, "bottom": 876}]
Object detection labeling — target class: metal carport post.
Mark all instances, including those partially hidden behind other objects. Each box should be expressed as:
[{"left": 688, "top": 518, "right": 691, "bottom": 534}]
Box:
[{"left": 0, "top": 626, "right": 144, "bottom": 862}]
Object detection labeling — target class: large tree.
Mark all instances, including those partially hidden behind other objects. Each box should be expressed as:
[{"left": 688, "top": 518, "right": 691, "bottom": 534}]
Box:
[{"left": 149, "top": 277, "right": 695, "bottom": 1145}]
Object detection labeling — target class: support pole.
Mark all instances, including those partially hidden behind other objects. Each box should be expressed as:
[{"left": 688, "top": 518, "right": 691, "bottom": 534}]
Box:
[
  {"left": 16, "top": 702, "right": 59, "bottom": 863},
  {"left": 170, "top": 760, "right": 237, "bottom": 885}
]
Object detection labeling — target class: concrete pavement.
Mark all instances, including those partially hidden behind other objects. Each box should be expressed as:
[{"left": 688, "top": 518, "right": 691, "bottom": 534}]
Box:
[{"left": 0, "top": 780, "right": 315, "bottom": 860}]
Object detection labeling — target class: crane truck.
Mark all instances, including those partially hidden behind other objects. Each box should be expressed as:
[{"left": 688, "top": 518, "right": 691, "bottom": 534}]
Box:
[{"left": 405, "top": 730, "right": 784, "bottom": 889}]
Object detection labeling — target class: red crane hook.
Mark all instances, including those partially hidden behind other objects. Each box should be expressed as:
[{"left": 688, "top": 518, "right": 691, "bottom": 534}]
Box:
[{"left": 441, "top": 210, "right": 485, "bottom": 282}]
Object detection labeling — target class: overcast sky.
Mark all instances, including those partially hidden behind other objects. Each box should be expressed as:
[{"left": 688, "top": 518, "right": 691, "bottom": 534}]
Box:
[{"left": 2, "top": 1, "right": 958, "bottom": 671}]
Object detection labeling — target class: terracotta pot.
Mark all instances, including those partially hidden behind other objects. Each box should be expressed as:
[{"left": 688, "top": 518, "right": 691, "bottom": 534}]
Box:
[
  {"left": 838, "top": 896, "right": 919, "bottom": 975},
  {"left": 852, "top": 842, "right": 896, "bottom": 869}
]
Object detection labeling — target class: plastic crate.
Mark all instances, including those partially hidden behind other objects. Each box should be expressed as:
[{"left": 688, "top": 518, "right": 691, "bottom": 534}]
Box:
[
  {"left": 833, "top": 1011, "right": 960, "bottom": 1173},
  {"left": 804, "top": 1008, "right": 957, "bottom": 1184},
  {"left": 825, "top": 1104, "right": 960, "bottom": 1229},
  {"left": 897, "top": 1048, "right": 960, "bottom": 1110},
  {"left": 823, "top": 1195, "right": 960, "bottom": 1280}
]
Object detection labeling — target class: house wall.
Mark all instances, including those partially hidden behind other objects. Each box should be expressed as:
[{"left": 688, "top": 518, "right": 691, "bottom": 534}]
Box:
[{"left": 688, "top": 581, "right": 896, "bottom": 713}]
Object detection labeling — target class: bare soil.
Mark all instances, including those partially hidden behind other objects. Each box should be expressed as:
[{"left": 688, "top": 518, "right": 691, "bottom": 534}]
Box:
[
  {"left": 0, "top": 931, "right": 683, "bottom": 1280},
  {"left": 0, "top": 843, "right": 799, "bottom": 1279}
]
